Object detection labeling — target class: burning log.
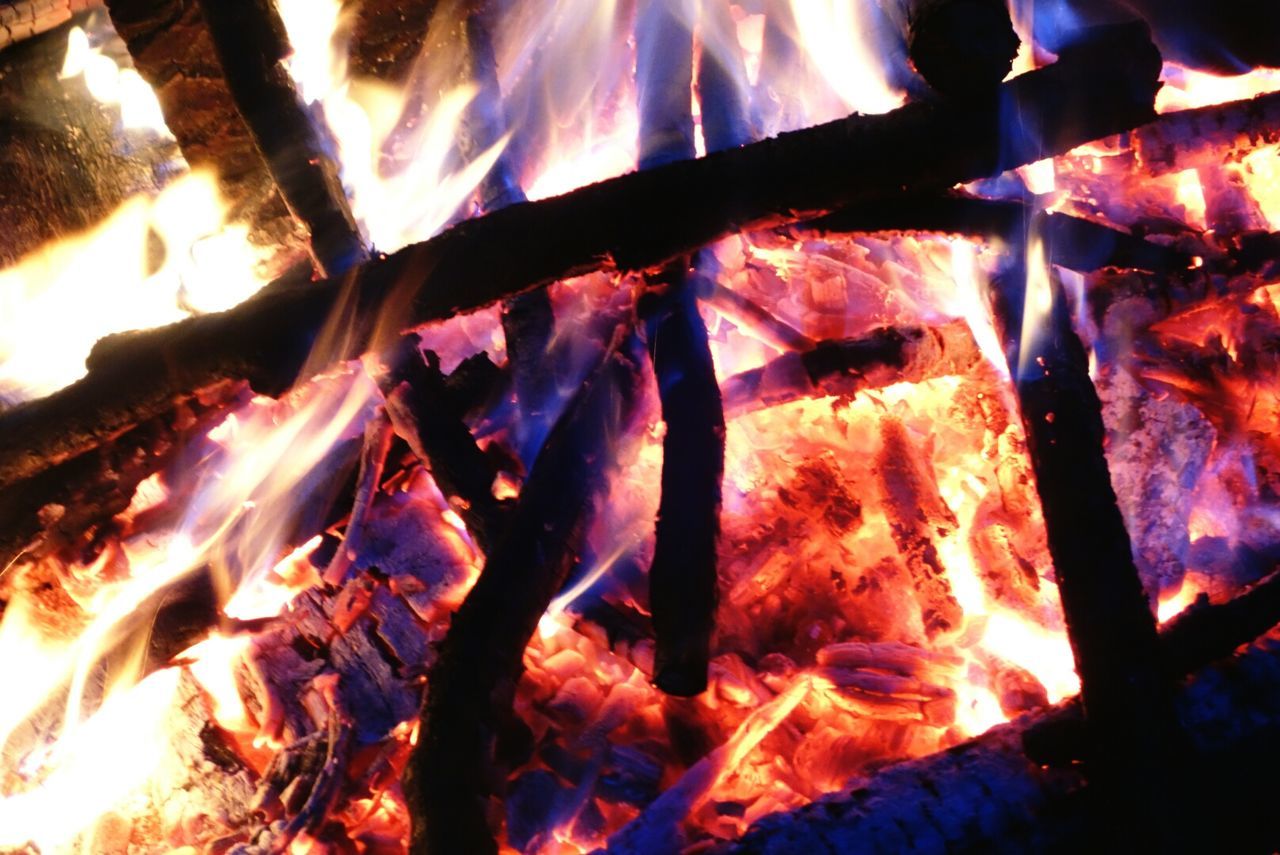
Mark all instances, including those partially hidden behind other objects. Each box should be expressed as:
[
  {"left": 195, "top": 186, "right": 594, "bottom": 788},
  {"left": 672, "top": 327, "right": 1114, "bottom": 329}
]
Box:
[
  {"left": 195, "top": 0, "right": 367, "bottom": 276},
  {"left": 882, "top": 0, "right": 1021, "bottom": 96},
  {"left": 876, "top": 417, "right": 963, "bottom": 638},
  {"left": 984, "top": 253, "right": 1185, "bottom": 843},
  {"left": 102, "top": 0, "right": 309, "bottom": 266},
  {"left": 713, "top": 631, "right": 1280, "bottom": 854},
  {"left": 0, "top": 0, "right": 99, "bottom": 50},
  {"left": 403, "top": 327, "right": 645, "bottom": 855},
  {"left": 635, "top": 0, "right": 726, "bottom": 698},
  {"left": 321, "top": 408, "right": 394, "bottom": 586},
  {"left": 721, "top": 321, "right": 983, "bottom": 418},
  {"left": 1132, "top": 90, "right": 1280, "bottom": 176},
  {"left": 807, "top": 193, "right": 1192, "bottom": 273},
  {"left": 377, "top": 336, "right": 511, "bottom": 555},
  {"left": 0, "top": 23, "right": 1163, "bottom": 496}
]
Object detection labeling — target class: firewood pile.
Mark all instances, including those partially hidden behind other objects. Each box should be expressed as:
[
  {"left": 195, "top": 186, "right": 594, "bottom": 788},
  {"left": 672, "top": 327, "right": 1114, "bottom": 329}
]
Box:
[{"left": 4, "top": 1, "right": 1280, "bottom": 853}]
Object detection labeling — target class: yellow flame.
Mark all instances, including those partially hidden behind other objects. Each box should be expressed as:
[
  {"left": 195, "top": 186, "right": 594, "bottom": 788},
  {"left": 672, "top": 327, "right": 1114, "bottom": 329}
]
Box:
[
  {"left": 60, "top": 24, "right": 170, "bottom": 135},
  {"left": 0, "top": 668, "right": 181, "bottom": 853},
  {"left": 275, "top": 0, "right": 508, "bottom": 252},
  {"left": 0, "top": 170, "right": 271, "bottom": 402},
  {"left": 1173, "top": 168, "right": 1208, "bottom": 230},
  {"left": 788, "top": 0, "right": 904, "bottom": 117}
]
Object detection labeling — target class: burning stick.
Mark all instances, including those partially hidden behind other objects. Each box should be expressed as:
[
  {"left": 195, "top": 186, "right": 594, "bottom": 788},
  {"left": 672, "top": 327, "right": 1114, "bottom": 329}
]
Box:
[
  {"left": 402, "top": 327, "right": 645, "bottom": 855},
  {"left": 1132, "top": 90, "right": 1280, "bottom": 176},
  {"left": 721, "top": 321, "right": 983, "bottom": 418},
  {"left": 875, "top": 417, "right": 964, "bottom": 638},
  {"left": 377, "top": 336, "right": 510, "bottom": 555},
  {"left": 102, "top": 0, "right": 309, "bottom": 266},
  {"left": 195, "top": 0, "right": 367, "bottom": 277},
  {"left": 806, "top": 193, "right": 1192, "bottom": 273},
  {"left": 634, "top": 0, "right": 727, "bottom": 698},
  {"left": 0, "top": 23, "right": 1163, "bottom": 494},
  {"left": 983, "top": 246, "right": 1186, "bottom": 843}
]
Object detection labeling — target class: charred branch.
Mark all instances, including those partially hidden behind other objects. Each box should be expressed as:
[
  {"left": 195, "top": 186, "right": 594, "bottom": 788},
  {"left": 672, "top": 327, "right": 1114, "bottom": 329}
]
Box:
[
  {"left": 721, "top": 321, "right": 983, "bottom": 417},
  {"left": 378, "top": 336, "right": 510, "bottom": 555},
  {"left": 103, "top": 0, "right": 308, "bottom": 267},
  {"left": 807, "top": 193, "right": 1192, "bottom": 273},
  {"left": 196, "top": 0, "right": 367, "bottom": 276},
  {"left": 985, "top": 257, "right": 1186, "bottom": 844},
  {"left": 635, "top": 0, "right": 725, "bottom": 699},
  {"left": 0, "top": 24, "right": 1162, "bottom": 494},
  {"left": 403, "top": 327, "right": 645, "bottom": 855}
]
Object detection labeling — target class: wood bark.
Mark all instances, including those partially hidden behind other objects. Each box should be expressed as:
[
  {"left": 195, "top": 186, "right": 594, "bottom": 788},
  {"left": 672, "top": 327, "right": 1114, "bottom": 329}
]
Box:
[
  {"left": 985, "top": 258, "right": 1187, "bottom": 846},
  {"left": 403, "top": 327, "right": 645, "bottom": 855},
  {"left": 0, "top": 24, "right": 1163, "bottom": 496},
  {"left": 806, "top": 193, "right": 1192, "bottom": 273},
  {"left": 0, "top": 14, "right": 176, "bottom": 267},
  {"left": 103, "top": 0, "right": 309, "bottom": 270},
  {"left": 0, "top": 0, "right": 98, "bottom": 51},
  {"left": 378, "top": 336, "right": 510, "bottom": 555},
  {"left": 635, "top": 0, "right": 726, "bottom": 698},
  {"left": 1131, "top": 90, "right": 1280, "bottom": 176},
  {"left": 196, "top": 0, "right": 367, "bottom": 276},
  {"left": 721, "top": 322, "right": 983, "bottom": 418}
]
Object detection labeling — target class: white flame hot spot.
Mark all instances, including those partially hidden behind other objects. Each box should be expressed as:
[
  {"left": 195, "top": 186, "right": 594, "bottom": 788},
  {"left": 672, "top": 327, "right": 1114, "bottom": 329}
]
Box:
[
  {"left": 275, "top": 0, "right": 509, "bottom": 252},
  {"left": 0, "top": 170, "right": 271, "bottom": 403},
  {"left": 1018, "top": 231, "right": 1054, "bottom": 381},
  {"left": 788, "top": 0, "right": 903, "bottom": 118},
  {"left": 60, "top": 24, "right": 170, "bottom": 135}
]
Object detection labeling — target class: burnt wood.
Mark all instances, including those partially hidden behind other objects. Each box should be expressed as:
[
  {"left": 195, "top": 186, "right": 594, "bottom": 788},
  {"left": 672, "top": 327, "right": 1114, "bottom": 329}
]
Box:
[
  {"left": 985, "top": 257, "right": 1187, "bottom": 846},
  {"left": 635, "top": 0, "right": 725, "bottom": 698},
  {"left": 103, "top": 0, "right": 308, "bottom": 267},
  {"left": 888, "top": 0, "right": 1021, "bottom": 96},
  {"left": 807, "top": 193, "right": 1192, "bottom": 273},
  {"left": 712, "top": 630, "right": 1280, "bottom": 854},
  {"left": 196, "top": 0, "right": 367, "bottom": 276},
  {"left": 378, "top": 336, "right": 510, "bottom": 554},
  {"left": 403, "top": 327, "right": 645, "bottom": 855},
  {"left": 721, "top": 322, "right": 983, "bottom": 417},
  {"left": 0, "top": 0, "right": 99, "bottom": 50},
  {"left": 0, "top": 24, "right": 1162, "bottom": 496}
]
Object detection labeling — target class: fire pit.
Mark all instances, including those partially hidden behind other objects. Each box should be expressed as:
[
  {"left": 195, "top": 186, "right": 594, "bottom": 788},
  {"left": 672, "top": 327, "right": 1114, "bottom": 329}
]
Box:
[{"left": 3, "top": 1, "right": 1280, "bottom": 852}]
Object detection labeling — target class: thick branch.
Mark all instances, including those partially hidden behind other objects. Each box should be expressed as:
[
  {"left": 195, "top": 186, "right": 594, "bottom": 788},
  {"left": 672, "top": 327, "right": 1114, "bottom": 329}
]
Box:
[
  {"left": 0, "top": 24, "right": 1162, "bottom": 493},
  {"left": 721, "top": 321, "right": 983, "bottom": 417},
  {"left": 807, "top": 193, "right": 1192, "bottom": 273},
  {"left": 1132, "top": 90, "right": 1280, "bottom": 176},
  {"left": 985, "top": 259, "right": 1185, "bottom": 843},
  {"left": 403, "top": 327, "right": 645, "bottom": 855},
  {"left": 196, "top": 0, "right": 367, "bottom": 276}
]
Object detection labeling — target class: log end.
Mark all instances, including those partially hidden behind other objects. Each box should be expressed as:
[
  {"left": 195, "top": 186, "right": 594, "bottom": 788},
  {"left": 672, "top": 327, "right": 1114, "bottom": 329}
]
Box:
[{"left": 909, "top": 0, "right": 1021, "bottom": 97}]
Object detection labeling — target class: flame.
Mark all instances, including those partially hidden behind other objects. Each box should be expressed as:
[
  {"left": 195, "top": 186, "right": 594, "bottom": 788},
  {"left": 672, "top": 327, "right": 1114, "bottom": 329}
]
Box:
[
  {"left": 1156, "top": 63, "right": 1280, "bottom": 114},
  {"left": 275, "top": 0, "right": 508, "bottom": 252},
  {"left": 0, "top": 170, "right": 271, "bottom": 403},
  {"left": 787, "top": 0, "right": 903, "bottom": 118},
  {"left": 0, "top": 668, "right": 181, "bottom": 853},
  {"left": 60, "top": 24, "right": 170, "bottom": 136}
]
